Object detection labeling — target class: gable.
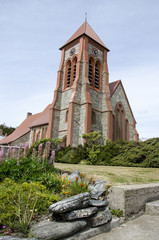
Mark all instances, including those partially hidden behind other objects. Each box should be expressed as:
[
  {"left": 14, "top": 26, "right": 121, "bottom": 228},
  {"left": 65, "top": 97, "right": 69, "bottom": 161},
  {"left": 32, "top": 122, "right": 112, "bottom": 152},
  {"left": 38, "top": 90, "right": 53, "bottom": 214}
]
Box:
[{"left": 110, "top": 81, "right": 136, "bottom": 125}]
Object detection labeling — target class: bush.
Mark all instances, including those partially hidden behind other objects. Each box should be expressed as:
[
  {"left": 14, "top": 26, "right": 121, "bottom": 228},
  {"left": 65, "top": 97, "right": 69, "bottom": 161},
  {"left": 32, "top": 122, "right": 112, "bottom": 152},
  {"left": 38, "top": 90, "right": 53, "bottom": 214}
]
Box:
[
  {"left": 0, "top": 179, "right": 60, "bottom": 233},
  {"left": 54, "top": 138, "right": 159, "bottom": 168},
  {"left": 28, "top": 138, "right": 62, "bottom": 157}
]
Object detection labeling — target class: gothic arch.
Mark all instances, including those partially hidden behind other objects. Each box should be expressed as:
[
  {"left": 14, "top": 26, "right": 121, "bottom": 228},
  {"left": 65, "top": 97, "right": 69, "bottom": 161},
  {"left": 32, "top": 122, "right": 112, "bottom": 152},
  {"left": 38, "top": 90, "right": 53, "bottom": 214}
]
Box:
[
  {"left": 91, "top": 110, "right": 96, "bottom": 124},
  {"left": 113, "top": 102, "right": 128, "bottom": 141},
  {"left": 61, "top": 135, "right": 67, "bottom": 147},
  {"left": 88, "top": 56, "right": 101, "bottom": 90},
  {"left": 72, "top": 56, "right": 77, "bottom": 82},
  {"left": 64, "top": 56, "right": 78, "bottom": 89}
]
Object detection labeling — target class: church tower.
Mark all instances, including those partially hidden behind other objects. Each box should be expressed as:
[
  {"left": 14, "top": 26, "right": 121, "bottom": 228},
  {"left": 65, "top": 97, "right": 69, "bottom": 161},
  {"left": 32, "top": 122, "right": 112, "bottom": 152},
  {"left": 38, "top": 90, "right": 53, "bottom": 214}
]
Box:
[{"left": 48, "top": 21, "right": 113, "bottom": 146}]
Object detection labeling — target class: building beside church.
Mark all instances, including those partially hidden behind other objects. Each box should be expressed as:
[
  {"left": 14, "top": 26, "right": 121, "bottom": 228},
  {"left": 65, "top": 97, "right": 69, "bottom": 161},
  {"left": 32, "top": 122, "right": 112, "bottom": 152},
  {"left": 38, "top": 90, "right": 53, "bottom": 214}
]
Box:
[{"left": 0, "top": 22, "right": 138, "bottom": 147}]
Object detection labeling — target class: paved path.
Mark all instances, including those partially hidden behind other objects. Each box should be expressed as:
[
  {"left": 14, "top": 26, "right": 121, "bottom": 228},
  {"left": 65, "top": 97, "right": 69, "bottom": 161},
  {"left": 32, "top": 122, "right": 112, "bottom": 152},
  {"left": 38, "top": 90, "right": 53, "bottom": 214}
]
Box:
[{"left": 89, "top": 215, "right": 159, "bottom": 240}]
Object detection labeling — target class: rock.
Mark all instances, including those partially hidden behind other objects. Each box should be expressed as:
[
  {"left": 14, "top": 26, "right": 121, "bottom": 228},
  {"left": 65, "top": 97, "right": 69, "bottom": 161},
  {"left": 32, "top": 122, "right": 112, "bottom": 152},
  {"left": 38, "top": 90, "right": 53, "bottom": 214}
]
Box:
[
  {"left": 90, "top": 180, "right": 106, "bottom": 200},
  {"left": 30, "top": 219, "right": 87, "bottom": 240},
  {"left": 67, "top": 171, "right": 81, "bottom": 182},
  {"left": 87, "top": 206, "right": 112, "bottom": 227},
  {"left": 0, "top": 237, "right": 37, "bottom": 240},
  {"left": 61, "top": 173, "right": 69, "bottom": 178},
  {"left": 49, "top": 192, "right": 90, "bottom": 213},
  {"left": 58, "top": 207, "right": 98, "bottom": 220},
  {"left": 89, "top": 199, "right": 108, "bottom": 207}
]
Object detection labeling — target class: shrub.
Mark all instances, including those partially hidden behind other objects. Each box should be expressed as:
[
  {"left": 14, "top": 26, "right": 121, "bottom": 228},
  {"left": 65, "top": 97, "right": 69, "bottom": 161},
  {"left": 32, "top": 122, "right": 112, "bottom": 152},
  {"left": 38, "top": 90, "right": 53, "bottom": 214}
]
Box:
[
  {"left": 28, "top": 138, "right": 62, "bottom": 157},
  {"left": 61, "top": 176, "right": 90, "bottom": 197},
  {"left": 0, "top": 179, "right": 60, "bottom": 233},
  {"left": 0, "top": 157, "right": 60, "bottom": 189}
]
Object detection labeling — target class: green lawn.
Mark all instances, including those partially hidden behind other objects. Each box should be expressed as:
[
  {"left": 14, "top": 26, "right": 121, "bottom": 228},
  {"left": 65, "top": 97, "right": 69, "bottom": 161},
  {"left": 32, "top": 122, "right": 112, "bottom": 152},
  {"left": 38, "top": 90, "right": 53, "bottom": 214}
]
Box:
[{"left": 55, "top": 163, "right": 159, "bottom": 186}]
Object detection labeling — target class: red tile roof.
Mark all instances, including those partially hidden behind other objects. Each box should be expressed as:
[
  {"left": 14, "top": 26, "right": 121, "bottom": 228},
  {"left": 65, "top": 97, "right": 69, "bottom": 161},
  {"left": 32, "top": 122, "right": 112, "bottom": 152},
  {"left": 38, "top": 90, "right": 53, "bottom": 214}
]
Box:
[
  {"left": 109, "top": 80, "right": 121, "bottom": 97},
  {"left": 60, "top": 22, "right": 109, "bottom": 51},
  {"left": 30, "top": 104, "right": 51, "bottom": 128},
  {"left": 0, "top": 104, "right": 51, "bottom": 145}
]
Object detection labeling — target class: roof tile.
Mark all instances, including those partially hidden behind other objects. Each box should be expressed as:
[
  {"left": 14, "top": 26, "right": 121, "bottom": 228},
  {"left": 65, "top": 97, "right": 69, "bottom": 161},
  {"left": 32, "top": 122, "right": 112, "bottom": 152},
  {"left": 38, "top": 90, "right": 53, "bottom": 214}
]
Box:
[{"left": 60, "top": 22, "right": 109, "bottom": 51}]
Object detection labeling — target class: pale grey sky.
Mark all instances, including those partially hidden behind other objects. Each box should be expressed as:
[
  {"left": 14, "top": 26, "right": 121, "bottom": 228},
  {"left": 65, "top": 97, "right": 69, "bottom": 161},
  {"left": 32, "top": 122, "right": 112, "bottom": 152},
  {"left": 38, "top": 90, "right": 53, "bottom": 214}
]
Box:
[{"left": 0, "top": 0, "right": 159, "bottom": 140}]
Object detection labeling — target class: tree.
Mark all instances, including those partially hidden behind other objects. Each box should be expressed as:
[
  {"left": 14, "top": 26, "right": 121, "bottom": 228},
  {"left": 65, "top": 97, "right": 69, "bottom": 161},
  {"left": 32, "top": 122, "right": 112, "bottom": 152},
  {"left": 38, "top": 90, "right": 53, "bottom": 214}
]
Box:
[{"left": 0, "top": 123, "right": 15, "bottom": 136}]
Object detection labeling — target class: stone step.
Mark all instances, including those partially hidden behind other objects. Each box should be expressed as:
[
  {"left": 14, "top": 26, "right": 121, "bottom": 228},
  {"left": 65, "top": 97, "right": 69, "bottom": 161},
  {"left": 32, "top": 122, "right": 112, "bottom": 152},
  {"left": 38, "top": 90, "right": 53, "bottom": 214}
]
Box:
[{"left": 146, "top": 200, "right": 159, "bottom": 216}]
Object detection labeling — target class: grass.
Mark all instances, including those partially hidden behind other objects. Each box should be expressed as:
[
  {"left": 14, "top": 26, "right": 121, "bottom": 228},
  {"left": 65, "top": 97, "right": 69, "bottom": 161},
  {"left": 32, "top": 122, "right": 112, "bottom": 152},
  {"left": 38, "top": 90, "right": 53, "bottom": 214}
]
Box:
[{"left": 55, "top": 163, "right": 159, "bottom": 186}]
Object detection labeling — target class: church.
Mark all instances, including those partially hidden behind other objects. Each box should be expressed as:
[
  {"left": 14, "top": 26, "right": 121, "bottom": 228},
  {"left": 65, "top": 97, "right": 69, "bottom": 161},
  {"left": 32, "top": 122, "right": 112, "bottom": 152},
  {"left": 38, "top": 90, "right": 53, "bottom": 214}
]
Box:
[{"left": 0, "top": 22, "right": 139, "bottom": 147}]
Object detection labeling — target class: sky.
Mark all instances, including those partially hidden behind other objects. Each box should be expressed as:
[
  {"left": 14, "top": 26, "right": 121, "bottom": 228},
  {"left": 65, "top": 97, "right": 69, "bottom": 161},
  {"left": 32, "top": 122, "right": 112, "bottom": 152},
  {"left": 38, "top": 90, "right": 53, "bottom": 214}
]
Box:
[{"left": 0, "top": 0, "right": 159, "bottom": 140}]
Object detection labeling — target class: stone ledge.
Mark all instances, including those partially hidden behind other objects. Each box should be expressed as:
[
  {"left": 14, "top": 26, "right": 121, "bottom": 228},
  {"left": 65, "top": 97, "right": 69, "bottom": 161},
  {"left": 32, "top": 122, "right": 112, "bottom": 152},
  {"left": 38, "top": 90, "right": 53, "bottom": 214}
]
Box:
[
  {"left": 108, "top": 183, "right": 159, "bottom": 219},
  {"left": 146, "top": 200, "right": 159, "bottom": 216}
]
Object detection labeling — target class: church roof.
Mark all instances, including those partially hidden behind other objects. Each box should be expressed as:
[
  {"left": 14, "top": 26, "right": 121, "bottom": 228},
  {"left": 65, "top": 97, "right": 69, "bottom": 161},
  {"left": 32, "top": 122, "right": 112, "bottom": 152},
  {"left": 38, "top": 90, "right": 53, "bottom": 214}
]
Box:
[
  {"left": 60, "top": 22, "right": 109, "bottom": 51},
  {"left": 109, "top": 80, "right": 136, "bottom": 124},
  {"left": 0, "top": 104, "right": 51, "bottom": 145},
  {"left": 109, "top": 80, "right": 121, "bottom": 97},
  {"left": 30, "top": 104, "right": 51, "bottom": 127}
]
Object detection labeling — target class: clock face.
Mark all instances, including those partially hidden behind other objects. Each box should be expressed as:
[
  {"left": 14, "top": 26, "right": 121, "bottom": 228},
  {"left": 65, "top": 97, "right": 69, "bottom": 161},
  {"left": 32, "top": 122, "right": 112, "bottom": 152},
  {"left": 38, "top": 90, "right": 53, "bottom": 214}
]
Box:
[
  {"left": 70, "top": 48, "right": 75, "bottom": 56},
  {"left": 93, "top": 48, "right": 98, "bottom": 56}
]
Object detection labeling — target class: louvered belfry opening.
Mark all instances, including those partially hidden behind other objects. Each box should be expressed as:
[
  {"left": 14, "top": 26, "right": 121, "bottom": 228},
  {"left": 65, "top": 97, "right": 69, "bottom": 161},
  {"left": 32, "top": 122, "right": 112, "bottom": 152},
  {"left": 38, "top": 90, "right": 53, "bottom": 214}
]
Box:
[
  {"left": 67, "top": 61, "right": 71, "bottom": 87},
  {"left": 89, "top": 59, "right": 93, "bottom": 86},
  {"left": 95, "top": 62, "right": 99, "bottom": 89},
  {"left": 73, "top": 57, "right": 77, "bottom": 82}
]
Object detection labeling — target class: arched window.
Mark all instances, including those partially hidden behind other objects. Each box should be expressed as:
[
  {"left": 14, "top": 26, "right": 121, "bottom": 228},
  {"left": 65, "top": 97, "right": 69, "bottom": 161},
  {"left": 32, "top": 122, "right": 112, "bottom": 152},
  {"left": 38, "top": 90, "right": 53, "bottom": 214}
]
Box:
[
  {"left": 65, "top": 110, "right": 69, "bottom": 122},
  {"left": 32, "top": 129, "right": 36, "bottom": 145},
  {"left": 121, "top": 110, "right": 123, "bottom": 139},
  {"left": 88, "top": 57, "right": 101, "bottom": 90},
  {"left": 116, "top": 109, "right": 119, "bottom": 139},
  {"left": 114, "top": 103, "right": 126, "bottom": 141},
  {"left": 42, "top": 128, "right": 45, "bottom": 139},
  {"left": 73, "top": 57, "right": 77, "bottom": 82},
  {"left": 125, "top": 119, "right": 129, "bottom": 140},
  {"left": 112, "top": 114, "right": 115, "bottom": 141},
  {"left": 91, "top": 110, "right": 96, "bottom": 124},
  {"left": 67, "top": 60, "right": 71, "bottom": 87},
  {"left": 95, "top": 62, "right": 100, "bottom": 89},
  {"left": 89, "top": 58, "right": 93, "bottom": 86},
  {"left": 45, "top": 127, "right": 48, "bottom": 138}
]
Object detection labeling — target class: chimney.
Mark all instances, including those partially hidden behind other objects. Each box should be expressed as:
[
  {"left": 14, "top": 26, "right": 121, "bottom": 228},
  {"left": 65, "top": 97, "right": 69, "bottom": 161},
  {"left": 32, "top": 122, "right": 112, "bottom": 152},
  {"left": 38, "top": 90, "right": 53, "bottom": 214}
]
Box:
[
  {"left": 27, "top": 112, "right": 32, "bottom": 118},
  {"left": 0, "top": 129, "right": 3, "bottom": 136}
]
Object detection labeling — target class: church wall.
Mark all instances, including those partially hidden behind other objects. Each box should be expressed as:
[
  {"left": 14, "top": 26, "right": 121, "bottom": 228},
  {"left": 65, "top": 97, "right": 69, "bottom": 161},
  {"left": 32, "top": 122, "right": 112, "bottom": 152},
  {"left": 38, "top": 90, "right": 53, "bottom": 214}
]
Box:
[
  {"left": 78, "top": 104, "right": 86, "bottom": 145},
  {"left": 52, "top": 110, "right": 60, "bottom": 139},
  {"left": 10, "top": 132, "right": 30, "bottom": 146},
  {"left": 72, "top": 104, "right": 81, "bottom": 146},
  {"left": 64, "top": 43, "right": 80, "bottom": 62},
  {"left": 88, "top": 43, "right": 103, "bottom": 62},
  {"left": 110, "top": 84, "right": 134, "bottom": 140},
  {"left": 101, "top": 111, "right": 108, "bottom": 139},
  {"left": 58, "top": 109, "right": 68, "bottom": 132}
]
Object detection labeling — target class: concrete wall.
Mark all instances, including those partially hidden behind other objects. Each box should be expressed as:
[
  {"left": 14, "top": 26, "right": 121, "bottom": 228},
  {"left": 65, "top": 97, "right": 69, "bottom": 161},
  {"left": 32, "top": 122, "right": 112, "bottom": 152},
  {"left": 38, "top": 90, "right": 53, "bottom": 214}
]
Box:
[{"left": 108, "top": 183, "right": 159, "bottom": 219}]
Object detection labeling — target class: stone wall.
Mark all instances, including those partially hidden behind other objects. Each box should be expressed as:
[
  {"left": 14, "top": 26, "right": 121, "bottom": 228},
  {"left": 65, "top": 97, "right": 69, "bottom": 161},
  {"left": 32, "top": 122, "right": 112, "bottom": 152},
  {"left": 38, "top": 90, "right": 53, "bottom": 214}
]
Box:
[
  {"left": 10, "top": 132, "right": 30, "bottom": 146},
  {"left": 110, "top": 84, "right": 135, "bottom": 141},
  {"left": 108, "top": 183, "right": 159, "bottom": 219}
]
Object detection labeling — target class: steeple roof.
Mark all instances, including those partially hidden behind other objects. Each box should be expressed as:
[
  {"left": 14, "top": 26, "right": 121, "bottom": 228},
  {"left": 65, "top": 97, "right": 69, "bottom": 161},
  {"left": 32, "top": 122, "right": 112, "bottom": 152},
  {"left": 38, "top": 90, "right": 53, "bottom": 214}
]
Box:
[{"left": 60, "top": 22, "right": 109, "bottom": 51}]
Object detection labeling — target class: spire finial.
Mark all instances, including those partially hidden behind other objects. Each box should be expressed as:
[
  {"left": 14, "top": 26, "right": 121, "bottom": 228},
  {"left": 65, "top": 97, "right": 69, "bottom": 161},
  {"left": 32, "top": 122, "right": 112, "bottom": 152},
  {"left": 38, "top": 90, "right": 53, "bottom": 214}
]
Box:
[{"left": 85, "top": 12, "right": 87, "bottom": 22}]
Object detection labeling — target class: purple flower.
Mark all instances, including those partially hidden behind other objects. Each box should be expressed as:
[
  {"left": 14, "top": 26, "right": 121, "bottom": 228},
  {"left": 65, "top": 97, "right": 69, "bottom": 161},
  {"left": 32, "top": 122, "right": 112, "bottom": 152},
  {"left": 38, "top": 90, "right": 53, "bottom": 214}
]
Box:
[{"left": 2, "top": 225, "right": 6, "bottom": 229}]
